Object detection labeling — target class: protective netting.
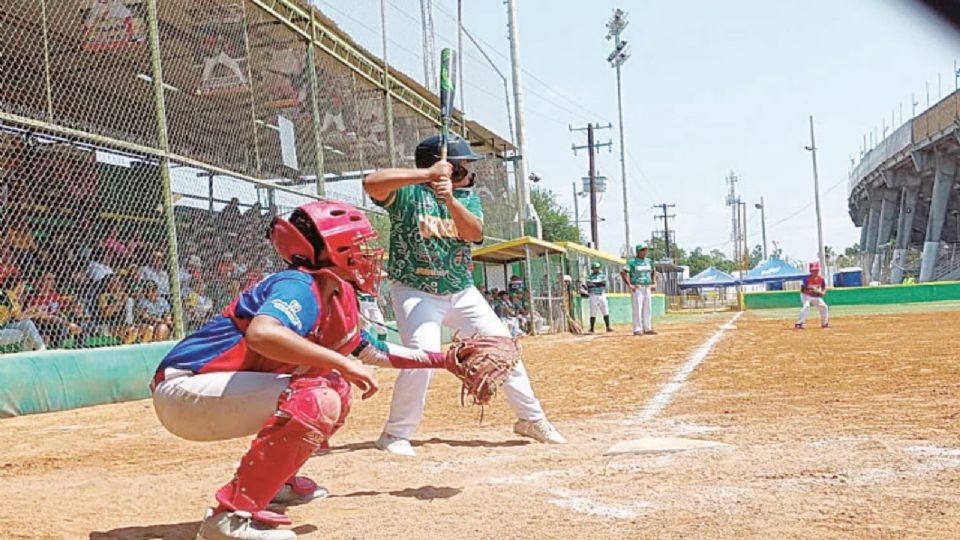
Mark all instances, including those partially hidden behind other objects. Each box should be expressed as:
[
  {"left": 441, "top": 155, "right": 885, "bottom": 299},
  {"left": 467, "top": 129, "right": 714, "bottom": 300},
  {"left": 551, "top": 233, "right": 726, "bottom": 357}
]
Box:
[{"left": 0, "top": 0, "right": 516, "bottom": 353}]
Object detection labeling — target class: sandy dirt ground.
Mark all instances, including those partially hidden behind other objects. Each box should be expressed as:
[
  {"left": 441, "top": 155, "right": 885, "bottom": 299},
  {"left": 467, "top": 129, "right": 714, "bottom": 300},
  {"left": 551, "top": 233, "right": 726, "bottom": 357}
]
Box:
[{"left": 1, "top": 309, "right": 959, "bottom": 539}]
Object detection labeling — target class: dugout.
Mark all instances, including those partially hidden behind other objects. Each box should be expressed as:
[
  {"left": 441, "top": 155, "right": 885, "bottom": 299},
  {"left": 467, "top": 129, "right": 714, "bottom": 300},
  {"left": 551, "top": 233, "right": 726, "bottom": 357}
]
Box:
[{"left": 472, "top": 236, "right": 567, "bottom": 335}]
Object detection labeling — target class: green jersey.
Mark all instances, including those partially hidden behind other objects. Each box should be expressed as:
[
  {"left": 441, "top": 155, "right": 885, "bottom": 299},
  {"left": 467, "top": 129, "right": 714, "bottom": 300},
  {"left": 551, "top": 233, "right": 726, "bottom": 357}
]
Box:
[
  {"left": 624, "top": 257, "right": 654, "bottom": 285},
  {"left": 376, "top": 184, "right": 483, "bottom": 295},
  {"left": 586, "top": 272, "right": 607, "bottom": 295}
]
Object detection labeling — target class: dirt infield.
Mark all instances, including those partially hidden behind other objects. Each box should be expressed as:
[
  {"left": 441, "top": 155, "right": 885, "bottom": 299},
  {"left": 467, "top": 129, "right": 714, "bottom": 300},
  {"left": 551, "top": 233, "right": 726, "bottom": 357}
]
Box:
[{"left": 1, "top": 308, "right": 958, "bottom": 539}]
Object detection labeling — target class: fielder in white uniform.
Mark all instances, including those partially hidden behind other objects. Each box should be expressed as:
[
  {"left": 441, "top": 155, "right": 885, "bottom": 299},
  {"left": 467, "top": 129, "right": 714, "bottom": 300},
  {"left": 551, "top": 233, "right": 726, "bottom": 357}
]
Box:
[
  {"left": 585, "top": 262, "right": 613, "bottom": 333},
  {"left": 621, "top": 243, "right": 658, "bottom": 336},
  {"left": 363, "top": 134, "right": 566, "bottom": 456}
]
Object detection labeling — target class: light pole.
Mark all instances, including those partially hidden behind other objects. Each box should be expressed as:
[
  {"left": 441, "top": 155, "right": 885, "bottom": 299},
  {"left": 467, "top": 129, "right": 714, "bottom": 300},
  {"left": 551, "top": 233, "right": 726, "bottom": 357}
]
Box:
[
  {"left": 804, "top": 115, "right": 828, "bottom": 279},
  {"left": 755, "top": 197, "right": 768, "bottom": 260},
  {"left": 606, "top": 9, "right": 631, "bottom": 251}
]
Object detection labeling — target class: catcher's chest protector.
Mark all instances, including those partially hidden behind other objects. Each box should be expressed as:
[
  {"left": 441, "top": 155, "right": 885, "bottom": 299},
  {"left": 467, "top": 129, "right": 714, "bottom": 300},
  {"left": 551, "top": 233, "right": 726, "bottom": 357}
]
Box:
[{"left": 225, "top": 269, "right": 362, "bottom": 361}]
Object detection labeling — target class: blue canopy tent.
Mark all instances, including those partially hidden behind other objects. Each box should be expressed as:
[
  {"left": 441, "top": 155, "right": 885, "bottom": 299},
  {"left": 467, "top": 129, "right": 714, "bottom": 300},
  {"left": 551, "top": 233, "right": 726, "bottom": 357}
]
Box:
[
  {"left": 679, "top": 267, "right": 738, "bottom": 290},
  {"left": 741, "top": 258, "right": 808, "bottom": 290}
]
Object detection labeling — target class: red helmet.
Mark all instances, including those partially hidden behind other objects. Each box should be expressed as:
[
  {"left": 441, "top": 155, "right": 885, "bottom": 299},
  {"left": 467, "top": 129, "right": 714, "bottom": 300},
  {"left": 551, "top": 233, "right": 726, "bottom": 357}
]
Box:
[
  {"left": 269, "top": 201, "right": 384, "bottom": 295},
  {"left": 809, "top": 261, "right": 821, "bottom": 272}
]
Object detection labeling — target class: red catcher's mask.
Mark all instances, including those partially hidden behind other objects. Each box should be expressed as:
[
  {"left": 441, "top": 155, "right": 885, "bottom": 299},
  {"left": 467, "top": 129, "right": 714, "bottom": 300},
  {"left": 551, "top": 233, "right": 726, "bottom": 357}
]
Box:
[{"left": 269, "top": 201, "right": 384, "bottom": 295}]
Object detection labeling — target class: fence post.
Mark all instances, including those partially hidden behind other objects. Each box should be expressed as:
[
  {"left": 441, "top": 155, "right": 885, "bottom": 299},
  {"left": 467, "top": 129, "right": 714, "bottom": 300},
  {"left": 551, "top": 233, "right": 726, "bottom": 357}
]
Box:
[
  {"left": 146, "top": 0, "right": 185, "bottom": 339},
  {"left": 379, "top": 0, "right": 397, "bottom": 167},
  {"left": 240, "top": 0, "right": 263, "bottom": 175},
  {"left": 307, "top": 11, "right": 326, "bottom": 197},
  {"left": 39, "top": 0, "right": 54, "bottom": 122}
]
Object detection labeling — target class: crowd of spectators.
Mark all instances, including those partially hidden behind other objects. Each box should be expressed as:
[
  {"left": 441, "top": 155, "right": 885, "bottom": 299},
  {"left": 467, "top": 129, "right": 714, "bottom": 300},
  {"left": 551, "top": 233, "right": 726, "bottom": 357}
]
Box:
[
  {"left": 479, "top": 275, "right": 533, "bottom": 338},
  {"left": 0, "top": 198, "right": 280, "bottom": 353}
]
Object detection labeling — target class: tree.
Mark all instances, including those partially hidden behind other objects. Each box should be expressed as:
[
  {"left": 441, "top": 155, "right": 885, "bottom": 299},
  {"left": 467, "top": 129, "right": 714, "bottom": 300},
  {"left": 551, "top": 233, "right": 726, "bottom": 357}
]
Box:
[
  {"left": 530, "top": 187, "right": 582, "bottom": 243},
  {"left": 749, "top": 244, "right": 764, "bottom": 268}
]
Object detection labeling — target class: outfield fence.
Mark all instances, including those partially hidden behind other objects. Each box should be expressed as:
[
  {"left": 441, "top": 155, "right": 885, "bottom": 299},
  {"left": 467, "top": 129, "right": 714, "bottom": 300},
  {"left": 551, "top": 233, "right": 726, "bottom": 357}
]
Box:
[{"left": 0, "top": 0, "right": 517, "bottom": 354}]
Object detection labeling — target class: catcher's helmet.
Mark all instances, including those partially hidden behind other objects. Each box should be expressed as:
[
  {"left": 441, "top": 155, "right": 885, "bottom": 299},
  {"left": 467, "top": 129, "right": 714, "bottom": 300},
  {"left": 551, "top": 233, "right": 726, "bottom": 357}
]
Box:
[
  {"left": 268, "top": 201, "right": 383, "bottom": 295},
  {"left": 414, "top": 134, "right": 483, "bottom": 168}
]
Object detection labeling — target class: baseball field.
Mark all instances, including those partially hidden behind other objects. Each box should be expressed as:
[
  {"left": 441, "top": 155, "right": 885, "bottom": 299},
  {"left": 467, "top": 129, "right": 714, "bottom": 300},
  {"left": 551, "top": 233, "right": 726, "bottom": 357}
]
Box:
[{"left": 2, "top": 304, "right": 958, "bottom": 539}]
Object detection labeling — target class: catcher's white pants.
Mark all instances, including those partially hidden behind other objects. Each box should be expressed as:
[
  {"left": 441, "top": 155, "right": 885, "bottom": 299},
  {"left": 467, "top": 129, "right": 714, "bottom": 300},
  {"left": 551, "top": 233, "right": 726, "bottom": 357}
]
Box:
[
  {"left": 588, "top": 293, "right": 609, "bottom": 317},
  {"left": 359, "top": 297, "right": 388, "bottom": 338},
  {"left": 631, "top": 286, "right": 654, "bottom": 333},
  {"left": 384, "top": 284, "right": 545, "bottom": 440},
  {"left": 797, "top": 294, "right": 829, "bottom": 326},
  {"left": 152, "top": 371, "right": 290, "bottom": 442}
]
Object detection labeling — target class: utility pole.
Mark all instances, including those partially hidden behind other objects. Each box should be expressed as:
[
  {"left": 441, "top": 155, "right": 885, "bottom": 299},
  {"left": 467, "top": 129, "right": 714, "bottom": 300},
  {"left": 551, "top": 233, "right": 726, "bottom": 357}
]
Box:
[
  {"left": 505, "top": 0, "right": 539, "bottom": 238},
  {"left": 572, "top": 181, "right": 580, "bottom": 240},
  {"left": 804, "top": 115, "right": 827, "bottom": 278},
  {"left": 755, "top": 197, "right": 768, "bottom": 260},
  {"left": 606, "top": 8, "right": 632, "bottom": 250},
  {"left": 739, "top": 200, "right": 749, "bottom": 268},
  {"left": 571, "top": 123, "right": 613, "bottom": 249},
  {"left": 725, "top": 171, "right": 740, "bottom": 262},
  {"left": 652, "top": 203, "right": 676, "bottom": 261},
  {"left": 419, "top": 0, "right": 437, "bottom": 92},
  {"left": 457, "top": 0, "right": 466, "bottom": 136}
]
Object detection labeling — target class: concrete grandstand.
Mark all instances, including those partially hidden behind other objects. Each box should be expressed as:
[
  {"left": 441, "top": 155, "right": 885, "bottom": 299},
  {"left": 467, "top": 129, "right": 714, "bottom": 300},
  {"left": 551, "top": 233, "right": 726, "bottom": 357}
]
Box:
[{"left": 849, "top": 90, "right": 960, "bottom": 283}]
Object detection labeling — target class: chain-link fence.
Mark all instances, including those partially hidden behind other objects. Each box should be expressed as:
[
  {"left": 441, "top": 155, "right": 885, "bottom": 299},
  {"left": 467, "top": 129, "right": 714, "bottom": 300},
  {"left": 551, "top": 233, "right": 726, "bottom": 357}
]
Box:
[{"left": 0, "top": 0, "right": 516, "bottom": 354}]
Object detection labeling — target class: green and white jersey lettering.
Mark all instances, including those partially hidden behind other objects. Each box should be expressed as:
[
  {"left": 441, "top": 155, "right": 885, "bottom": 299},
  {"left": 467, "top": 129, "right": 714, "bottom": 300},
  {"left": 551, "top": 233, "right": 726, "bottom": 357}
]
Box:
[
  {"left": 375, "top": 184, "right": 483, "bottom": 295},
  {"left": 586, "top": 272, "right": 607, "bottom": 295},
  {"left": 624, "top": 257, "right": 654, "bottom": 285}
]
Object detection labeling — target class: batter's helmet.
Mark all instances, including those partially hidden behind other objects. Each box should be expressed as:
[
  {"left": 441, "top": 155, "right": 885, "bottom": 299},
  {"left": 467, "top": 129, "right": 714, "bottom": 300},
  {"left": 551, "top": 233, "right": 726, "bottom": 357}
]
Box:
[
  {"left": 415, "top": 134, "right": 483, "bottom": 168},
  {"left": 268, "top": 201, "right": 384, "bottom": 295}
]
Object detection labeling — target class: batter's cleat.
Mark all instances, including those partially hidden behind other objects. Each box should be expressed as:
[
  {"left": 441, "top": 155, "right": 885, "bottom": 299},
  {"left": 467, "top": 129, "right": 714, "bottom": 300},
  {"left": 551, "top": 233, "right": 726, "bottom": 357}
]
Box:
[
  {"left": 195, "top": 509, "right": 296, "bottom": 540},
  {"left": 794, "top": 323, "right": 804, "bottom": 330},
  {"left": 270, "top": 477, "right": 329, "bottom": 507},
  {"left": 374, "top": 432, "right": 417, "bottom": 456},
  {"left": 606, "top": 327, "right": 615, "bottom": 332},
  {"left": 821, "top": 323, "right": 830, "bottom": 329},
  {"left": 633, "top": 331, "right": 643, "bottom": 336},
  {"left": 513, "top": 419, "right": 567, "bottom": 444},
  {"left": 645, "top": 330, "right": 658, "bottom": 335}
]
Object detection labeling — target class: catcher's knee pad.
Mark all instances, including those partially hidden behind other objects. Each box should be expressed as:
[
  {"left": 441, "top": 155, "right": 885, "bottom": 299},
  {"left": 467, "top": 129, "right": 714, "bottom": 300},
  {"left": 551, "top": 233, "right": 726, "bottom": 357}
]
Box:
[{"left": 214, "top": 377, "right": 347, "bottom": 523}]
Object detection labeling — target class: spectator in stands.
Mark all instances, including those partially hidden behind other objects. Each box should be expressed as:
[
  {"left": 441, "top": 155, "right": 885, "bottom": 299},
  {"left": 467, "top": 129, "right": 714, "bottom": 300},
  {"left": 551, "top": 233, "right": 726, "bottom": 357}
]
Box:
[
  {"left": 140, "top": 250, "right": 188, "bottom": 298},
  {"left": 0, "top": 250, "right": 21, "bottom": 285},
  {"left": 101, "top": 225, "right": 129, "bottom": 260},
  {"left": 87, "top": 248, "right": 116, "bottom": 283},
  {"left": 184, "top": 277, "right": 214, "bottom": 330},
  {"left": 136, "top": 281, "right": 172, "bottom": 342},
  {"left": 5, "top": 219, "right": 37, "bottom": 274},
  {"left": 27, "top": 272, "right": 70, "bottom": 348},
  {"left": 0, "top": 280, "right": 46, "bottom": 351},
  {"left": 508, "top": 274, "right": 525, "bottom": 293},
  {"left": 241, "top": 257, "right": 268, "bottom": 289},
  {"left": 181, "top": 254, "right": 204, "bottom": 289},
  {"left": 216, "top": 251, "right": 239, "bottom": 279},
  {"left": 125, "top": 228, "right": 147, "bottom": 264},
  {"left": 214, "top": 277, "right": 242, "bottom": 312},
  {"left": 65, "top": 269, "right": 98, "bottom": 344},
  {"left": 97, "top": 274, "right": 138, "bottom": 344}
]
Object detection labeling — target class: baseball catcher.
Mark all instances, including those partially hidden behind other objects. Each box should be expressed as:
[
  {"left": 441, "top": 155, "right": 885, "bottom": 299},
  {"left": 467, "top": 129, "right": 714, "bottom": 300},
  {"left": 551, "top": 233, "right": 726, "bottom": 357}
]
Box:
[
  {"left": 795, "top": 261, "right": 829, "bottom": 329},
  {"left": 151, "top": 201, "right": 516, "bottom": 540}
]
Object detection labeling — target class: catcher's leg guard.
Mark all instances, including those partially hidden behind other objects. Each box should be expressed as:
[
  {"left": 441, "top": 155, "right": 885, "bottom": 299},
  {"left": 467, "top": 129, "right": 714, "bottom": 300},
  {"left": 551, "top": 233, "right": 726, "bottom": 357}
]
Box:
[{"left": 214, "top": 376, "right": 349, "bottom": 526}]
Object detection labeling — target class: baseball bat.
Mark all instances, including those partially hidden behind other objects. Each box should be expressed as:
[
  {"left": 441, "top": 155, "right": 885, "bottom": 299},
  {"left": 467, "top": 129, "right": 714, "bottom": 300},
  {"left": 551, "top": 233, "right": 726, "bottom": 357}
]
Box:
[{"left": 439, "top": 48, "right": 456, "bottom": 163}]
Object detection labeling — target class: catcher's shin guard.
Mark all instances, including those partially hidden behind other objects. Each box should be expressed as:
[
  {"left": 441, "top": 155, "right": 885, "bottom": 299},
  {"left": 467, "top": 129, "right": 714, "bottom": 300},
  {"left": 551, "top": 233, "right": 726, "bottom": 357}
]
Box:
[{"left": 214, "top": 376, "right": 350, "bottom": 526}]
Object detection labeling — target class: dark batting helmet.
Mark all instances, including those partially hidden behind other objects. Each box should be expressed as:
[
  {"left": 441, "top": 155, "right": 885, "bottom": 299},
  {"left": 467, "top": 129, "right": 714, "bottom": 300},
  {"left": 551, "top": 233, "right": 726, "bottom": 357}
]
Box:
[{"left": 414, "top": 134, "right": 484, "bottom": 168}]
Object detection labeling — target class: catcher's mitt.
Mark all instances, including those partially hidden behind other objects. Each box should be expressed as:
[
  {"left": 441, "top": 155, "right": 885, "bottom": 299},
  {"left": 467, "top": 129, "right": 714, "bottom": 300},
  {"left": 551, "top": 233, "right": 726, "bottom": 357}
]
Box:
[{"left": 445, "top": 334, "right": 521, "bottom": 407}]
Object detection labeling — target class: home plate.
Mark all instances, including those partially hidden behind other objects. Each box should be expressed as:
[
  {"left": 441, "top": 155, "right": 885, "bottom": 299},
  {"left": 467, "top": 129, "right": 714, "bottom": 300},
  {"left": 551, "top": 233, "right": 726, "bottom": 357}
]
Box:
[{"left": 604, "top": 437, "right": 732, "bottom": 456}]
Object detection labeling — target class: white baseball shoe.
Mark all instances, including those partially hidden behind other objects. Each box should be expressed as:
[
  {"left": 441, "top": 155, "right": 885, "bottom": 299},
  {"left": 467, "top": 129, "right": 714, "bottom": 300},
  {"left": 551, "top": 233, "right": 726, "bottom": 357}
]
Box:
[
  {"left": 513, "top": 419, "right": 567, "bottom": 444},
  {"left": 374, "top": 432, "right": 417, "bottom": 456},
  {"left": 195, "top": 509, "right": 295, "bottom": 540},
  {"left": 270, "top": 479, "right": 329, "bottom": 507}
]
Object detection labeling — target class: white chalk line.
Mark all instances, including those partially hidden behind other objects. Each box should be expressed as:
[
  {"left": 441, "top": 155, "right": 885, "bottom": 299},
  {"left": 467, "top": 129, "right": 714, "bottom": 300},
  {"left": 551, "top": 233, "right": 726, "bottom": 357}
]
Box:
[{"left": 636, "top": 312, "right": 743, "bottom": 422}]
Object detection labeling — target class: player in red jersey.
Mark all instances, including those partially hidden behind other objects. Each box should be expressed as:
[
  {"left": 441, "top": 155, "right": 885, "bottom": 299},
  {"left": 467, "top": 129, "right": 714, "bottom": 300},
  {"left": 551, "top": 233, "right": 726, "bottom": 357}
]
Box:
[
  {"left": 795, "top": 261, "right": 829, "bottom": 329},
  {"left": 152, "top": 201, "right": 459, "bottom": 540}
]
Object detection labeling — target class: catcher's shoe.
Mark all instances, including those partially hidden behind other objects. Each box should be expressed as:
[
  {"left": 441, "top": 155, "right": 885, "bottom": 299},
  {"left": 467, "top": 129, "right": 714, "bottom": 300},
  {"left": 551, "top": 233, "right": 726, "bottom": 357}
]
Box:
[
  {"left": 195, "top": 509, "right": 295, "bottom": 540},
  {"left": 794, "top": 323, "right": 804, "bottom": 330},
  {"left": 514, "top": 419, "right": 567, "bottom": 444},
  {"left": 374, "top": 432, "right": 417, "bottom": 456},
  {"left": 270, "top": 477, "right": 329, "bottom": 507}
]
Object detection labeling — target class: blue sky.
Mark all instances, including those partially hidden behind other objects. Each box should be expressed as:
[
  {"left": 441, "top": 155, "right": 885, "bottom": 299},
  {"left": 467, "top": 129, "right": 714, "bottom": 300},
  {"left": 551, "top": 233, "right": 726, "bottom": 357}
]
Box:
[{"left": 312, "top": 0, "right": 958, "bottom": 262}]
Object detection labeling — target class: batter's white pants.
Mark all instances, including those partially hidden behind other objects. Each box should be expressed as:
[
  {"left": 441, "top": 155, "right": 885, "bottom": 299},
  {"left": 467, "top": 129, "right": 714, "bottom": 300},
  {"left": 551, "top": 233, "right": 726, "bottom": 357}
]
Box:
[
  {"left": 152, "top": 371, "right": 290, "bottom": 442},
  {"left": 588, "top": 293, "right": 609, "bottom": 317},
  {"left": 796, "top": 294, "right": 829, "bottom": 326},
  {"left": 631, "top": 286, "right": 654, "bottom": 334},
  {"left": 383, "top": 284, "right": 546, "bottom": 440},
  {"left": 359, "top": 297, "right": 388, "bottom": 338}
]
